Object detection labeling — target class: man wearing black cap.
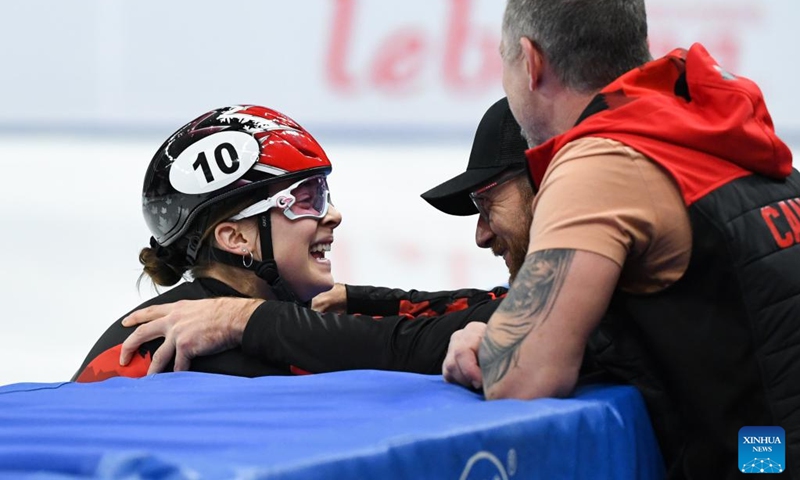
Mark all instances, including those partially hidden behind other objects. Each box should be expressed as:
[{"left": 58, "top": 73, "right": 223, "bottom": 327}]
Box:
[
  {"left": 422, "top": 97, "right": 534, "bottom": 282},
  {"left": 115, "top": 98, "right": 542, "bottom": 376}
]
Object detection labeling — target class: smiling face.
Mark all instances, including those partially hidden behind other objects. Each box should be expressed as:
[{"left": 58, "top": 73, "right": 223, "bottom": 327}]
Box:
[
  {"left": 473, "top": 175, "right": 534, "bottom": 283},
  {"left": 268, "top": 188, "right": 342, "bottom": 302}
]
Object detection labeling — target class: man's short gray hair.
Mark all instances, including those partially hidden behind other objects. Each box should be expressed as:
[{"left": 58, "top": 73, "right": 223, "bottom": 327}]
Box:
[{"left": 502, "top": 0, "right": 652, "bottom": 93}]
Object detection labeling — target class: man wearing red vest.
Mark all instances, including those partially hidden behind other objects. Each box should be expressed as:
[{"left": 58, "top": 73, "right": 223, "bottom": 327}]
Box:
[{"left": 442, "top": 1, "right": 799, "bottom": 478}]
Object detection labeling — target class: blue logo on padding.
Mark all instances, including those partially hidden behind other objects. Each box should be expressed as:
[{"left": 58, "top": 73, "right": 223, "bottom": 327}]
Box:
[{"left": 739, "top": 426, "right": 785, "bottom": 474}]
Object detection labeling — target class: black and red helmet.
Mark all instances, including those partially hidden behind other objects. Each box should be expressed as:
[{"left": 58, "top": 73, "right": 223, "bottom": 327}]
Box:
[{"left": 142, "top": 105, "right": 332, "bottom": 248}]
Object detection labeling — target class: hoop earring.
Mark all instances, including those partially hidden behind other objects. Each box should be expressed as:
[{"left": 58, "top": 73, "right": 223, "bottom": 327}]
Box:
[{"left": 241, "top": 247, "right": 254, "bottom": 268}]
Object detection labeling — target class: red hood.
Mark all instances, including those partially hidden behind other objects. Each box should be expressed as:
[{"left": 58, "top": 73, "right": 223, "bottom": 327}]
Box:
[{"left": 526, "top": 44, "right": 793, "bottom": 205}]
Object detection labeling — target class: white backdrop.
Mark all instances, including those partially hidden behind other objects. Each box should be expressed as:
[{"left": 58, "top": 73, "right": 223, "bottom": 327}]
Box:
[
  {"left": 1, "top": 0, "right": 799, "bottom": 385},
  {"left": 1, "top": 0, "right": 798, "bottom": 138}
]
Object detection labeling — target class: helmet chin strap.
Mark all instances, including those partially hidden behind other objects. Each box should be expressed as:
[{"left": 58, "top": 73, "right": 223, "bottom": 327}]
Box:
[
  {"left": 211, "top": 213, "right": 306, "bottom": 306},
  {"left": 253, "top": 213, "right": 304, "bottom": 304}
]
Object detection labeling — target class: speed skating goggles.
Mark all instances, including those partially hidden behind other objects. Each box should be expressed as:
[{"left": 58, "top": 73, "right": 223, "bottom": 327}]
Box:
[{"left": 230, "top": 175, "right": 331, "bottom": 221}]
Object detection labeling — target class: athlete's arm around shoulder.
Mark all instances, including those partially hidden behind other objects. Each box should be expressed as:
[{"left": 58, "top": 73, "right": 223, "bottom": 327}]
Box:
[{"left": 480, "top": 248, "right": 620, "bottom": 400}]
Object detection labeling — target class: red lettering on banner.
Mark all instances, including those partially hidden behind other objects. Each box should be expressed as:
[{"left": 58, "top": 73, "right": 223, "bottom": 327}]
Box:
[
  {"left": 761, "top": 205, "right": 793, "bottom": 248},
  {"left": 371, "top": 28, "right": 426, "bottom": 93},
  {"left": 326, "top": 0, "right": 501, "bottom": 96},
  {"left": 327, "top": 0, "right": 356, "bottom": 92},
  {"left": 443, "top": 0, "right": 502, "bottom": 91},
  {"left": 328, "top": 2, "right": 762, "bottom": 97}
]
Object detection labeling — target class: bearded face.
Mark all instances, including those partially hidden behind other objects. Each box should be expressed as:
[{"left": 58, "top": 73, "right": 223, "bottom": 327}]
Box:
[{"left": 481, "top": 176, "right": 535, "bottom": 284}]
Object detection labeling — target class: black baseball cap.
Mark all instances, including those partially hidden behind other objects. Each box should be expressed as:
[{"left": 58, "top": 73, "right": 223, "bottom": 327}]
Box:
[{"left": 421, "top": 97, "right": 529, "bottom": 216}]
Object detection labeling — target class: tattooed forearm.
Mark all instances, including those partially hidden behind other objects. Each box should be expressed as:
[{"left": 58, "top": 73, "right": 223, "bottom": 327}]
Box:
[{"left": 479, "top": 249, "right": 575, "bottom": 388}]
